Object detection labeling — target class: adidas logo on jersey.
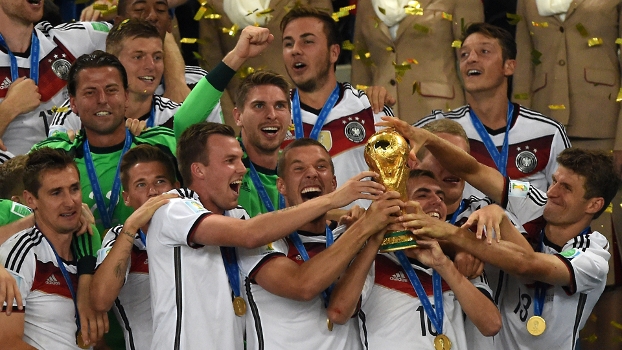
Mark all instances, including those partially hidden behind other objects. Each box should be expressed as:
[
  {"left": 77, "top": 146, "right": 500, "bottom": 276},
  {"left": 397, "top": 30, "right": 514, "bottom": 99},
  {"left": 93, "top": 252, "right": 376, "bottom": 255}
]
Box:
[
  {"left": 0, "top": 77, "right": 11, "bottom": 90},
  {"left": 390, "top": 271, "right": 408, "bottom": 283},
  {"left": 45, "top": 274, "right": 61, "bottom": 286}
]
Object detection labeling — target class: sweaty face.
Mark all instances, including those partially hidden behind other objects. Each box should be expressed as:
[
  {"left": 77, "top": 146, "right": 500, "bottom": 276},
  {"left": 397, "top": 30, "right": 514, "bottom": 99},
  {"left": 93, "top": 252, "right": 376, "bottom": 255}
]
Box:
[
  {"left": 123, "top": 161, "right": 177, "bottom": 210},
  {"left": 407, "top": 176, "right": 447, "bottom": 221},
  {"left": 117, "top": 36, "right": 164, "bottom": 97},
  {"left": 235, "top": 85, "right": 291, "bottom": 156},
  {"left": 458, "top": 33, "right": 514, "bottom": 95},
  {"left": 543, "top": 166, "right": 598, "bottom": 227},
  {"left": 70, "top": 66, "right": 128, "bottom": 136},
  {"left": 25, "top": 166, "right": 83, "bottom": 236},
  {"left": 277, "top": 145, "right": 336, "bottom": 207},
  {"left": 117, "top": 0, "right": 171, "bottom": 38},
  {"left": 198, "top": 135, "right": 247, "bottom": 214},
  {"left": 282, "top": 17, "right": 338, "bottom": 93},
  {"left": 0, "top": 0, "right": 44, "bottom": 27}
]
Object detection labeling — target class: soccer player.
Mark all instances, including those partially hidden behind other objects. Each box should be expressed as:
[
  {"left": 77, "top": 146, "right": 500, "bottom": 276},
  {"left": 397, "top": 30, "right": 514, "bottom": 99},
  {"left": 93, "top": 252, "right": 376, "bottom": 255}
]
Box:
[
  {"left": 279, "top": 5, "right": 394, "bottom": 209},
  {"left": 238, "top": 138, "right": 401, "bottom": 350},
  {"left": 382, "top": 116, "right": 620, "bottom": 350},
  {"left": 415, "top": 23, "right": 570, "bottom": 197},
  {"left": 147, "top": 122, "right": 385, "bottom": 349},
  {"left": 0, "top": 0, "right": 110, "bottom": 156},
  {"left": 91, "top": 145, "right": 178, "bottom": 350},
  {"left": 327, "top": 170, "right": 501, "bottom": 349},
  {"left": 0, "top": 147, "right": 107, "bottom": 348}
]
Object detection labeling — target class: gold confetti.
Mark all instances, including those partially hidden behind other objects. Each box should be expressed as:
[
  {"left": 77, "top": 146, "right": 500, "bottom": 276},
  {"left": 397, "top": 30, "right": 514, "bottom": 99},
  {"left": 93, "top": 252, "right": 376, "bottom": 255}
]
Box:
[
  {"left": 222, "top": 24, "right": 240, "bottom": 36},
  {"left": 257, "top": 8, "right": 274, "bottom": 16},
  {"left": 393, "top": 61, "right": 412, "bottom": 83},
  {"left": 192, "top": 51, "right": 204, "bottom": 62},
  {"left": 92, "top": 3, "right": 109, "bottom": 11},
  {"left": 378, "top": 7, "right": 386, "bottom": 15},
  {"left": 354, "top": 50, "right": 373, "bottom": 66},
  {"left": 197, "top": 0, "right": 207, "bottom": 6},
  {"left": 204, "top": 13, "right": 222, "bottom": 19},
  {"left": 406, "top": 58, "right": 418, "bottom": 64},
  {"left": 332, "top": 5, "right": 355, "bottom": 21},
  {"left": 413, "top": 23, "right": 430, "bottom": 33},
  {"left": 611, "top": 321, "right": 622, "bottom": 330},
  {"left": 616, "top": 38, "right": 622, "bottom": 45},
  {"left": 355, "top": 84, "right": 370, "bottom": 90},
  {"left": 238, "top": 66, "right": 256, "bottom": 79},
  {"left": 194, "top": 6, "right": 207, "bottom": 21},
  {"left": 531, "top": 49, "right": 542, "bottom": 66},
  {"left": 451, "top": 40, "right": 462, "bottom": 48},
  {"left": 605, "top": 203, "right": 614, "bottom": 213},
  {"left": 588, "top": 37, "right": 603, "bottom": 47},
  {"left": 51, "top": 106, "right": 69, "bottom": 113},
  {"left": 446, "top": 102, "right": 451, "bottom": 111},
  {"left": 506, "top": 13, "right": 521, "bottom": 25},
  {"left": 576, "top": 23, "right": 589, "bottom": 37},
  {"left": 341, "top": 40, "right": 355, "bottom": 51},
  {"left": 412, "top": 81, "right": 420, "bottom": 95},
  {"left": 100, "top": 5, "right": 117, "bottom": 16},
  {"left": 441, "top": 12, "right": 453, "bottom": 21},
  {"left": 386, "top": 46, "right": 395, "bottom": 52},
  {"left": 531, "top": 21, "right": 548, "bottom": 27},
  {"left": 548, "top": 104, "right": 566, "bottom": 110},
  {"left": 180, "top": 38, "right": 197, "bottom": 44},
  {"left": 616, "top": 88, "right": 622, "bottom": 102},
  {"left": 404, "top": 1, "right": 423, "bottom": 16},
  {"left": 513, "top": 93, "right": 530, "bottom": 100},
  {"left": 583, "top": 334, "right": 598, "bottom": 343}
]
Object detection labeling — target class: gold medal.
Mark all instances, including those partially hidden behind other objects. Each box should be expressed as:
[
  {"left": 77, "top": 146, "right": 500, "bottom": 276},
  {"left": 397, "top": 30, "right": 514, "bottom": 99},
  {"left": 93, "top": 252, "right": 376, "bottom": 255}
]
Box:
[
  {"left": 434, "top": 334, "right": 452, "bottom": 350},
  {"left": 76, "top": 331, "right": 90, "bottom": 349},
  {"left": 233, "top": 296, "right": 246, "bottom": 316},
  {"left": 527, "top": 315, "right": 546, "bottom": 336},
  {"left": 327, "top": 318, "right": 333, "bottom": 331}
]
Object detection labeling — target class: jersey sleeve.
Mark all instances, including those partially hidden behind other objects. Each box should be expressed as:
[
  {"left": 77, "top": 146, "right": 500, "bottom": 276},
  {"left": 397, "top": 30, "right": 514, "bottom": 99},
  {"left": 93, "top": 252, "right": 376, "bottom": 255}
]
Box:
[
  {"left": 0, "top": 233, "right": 35, "bottom": 309},
  {"left": 359, "top": 261, "right": 376, "bottom": 307},
  {"left": 49, "top": 99, "right": 81, "bottom": 136},
  {"left": 81, "top": 21, "right": 111, "bottom": 52},
  {"left": 557, "top": 233, "right": 610, "bottom": 295},
  {"left": 155, "top": 198, "right": 210, "bottom": 247},
  {"left": 469, "top": 272, "right": 494, "bottom": 301},
  {"left": 503, "top": 179, "right": 547, "bottom": 226},
  {"left": 0, "top": 200, "right": 32, "bottom": 226},
  {"left": 237, "top": 239, "right": 288, "bottom": 280},
  {"left": 95, "top": 226, "right": 131, "bottom": 281}
]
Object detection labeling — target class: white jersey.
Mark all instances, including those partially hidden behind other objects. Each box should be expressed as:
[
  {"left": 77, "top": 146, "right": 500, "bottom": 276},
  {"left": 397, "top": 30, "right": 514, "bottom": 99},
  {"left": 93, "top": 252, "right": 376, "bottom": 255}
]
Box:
[
  {"left": 359, "top": 253, "right": 493, "bottom": 350},
  {"left": 415, "top": 104, "right": 570, "bottom": 197},
  {"left": 147, "top": 188, "right": 246, "bottom": 350},
  {"left": 0, "top": 149, "right": 14, "bottom": 164},
  {"left": 154, "top": 65, "right": 207, "bottom": 95},
  {"left": 95, "top": 225, "right": 151, "bottom": 350},
  {"left": 282, "top": 83, "right": 394, "bottom": 209},
  {"left": 0, "top": 227, "right": 86, "bottom": 349},
  {"left": 237, "top": 225, "right": 362, "bottom": 350},
  {"left": 0, "top": 21, "right": 110, "bottom": 156}
]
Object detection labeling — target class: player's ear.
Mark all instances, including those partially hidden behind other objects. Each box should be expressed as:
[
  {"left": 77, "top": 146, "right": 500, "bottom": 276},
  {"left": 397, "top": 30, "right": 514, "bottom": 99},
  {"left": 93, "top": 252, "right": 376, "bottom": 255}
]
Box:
[{"left": 277, "top": 177, "right": 286, "bottom": 195}]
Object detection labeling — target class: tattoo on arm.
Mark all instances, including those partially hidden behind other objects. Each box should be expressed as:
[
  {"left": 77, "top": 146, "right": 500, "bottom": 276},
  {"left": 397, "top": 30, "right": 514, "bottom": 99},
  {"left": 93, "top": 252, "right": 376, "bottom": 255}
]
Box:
[{"left": 272, "top": 204, "right": 298, "bottom": 214}]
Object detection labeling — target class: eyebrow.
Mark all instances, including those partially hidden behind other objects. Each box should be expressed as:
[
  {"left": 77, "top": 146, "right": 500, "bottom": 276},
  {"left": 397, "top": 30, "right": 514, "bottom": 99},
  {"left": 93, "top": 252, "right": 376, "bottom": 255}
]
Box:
[{"left": 283, "top": 33, "right": 316, "bottom": 41}]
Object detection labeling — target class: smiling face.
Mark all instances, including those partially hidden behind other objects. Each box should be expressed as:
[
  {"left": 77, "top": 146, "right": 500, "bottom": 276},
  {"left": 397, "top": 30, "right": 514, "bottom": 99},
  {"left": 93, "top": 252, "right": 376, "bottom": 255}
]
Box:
[
  {"left": 543, "top": 166, "right": 600, "bottom": 227},
  {"left": 277, "top": 144, "right": 336, "bottom": 206},
  {"left": 117, "top": 0, "right": 171, "bottom": 38},
  {"left": 0, "top": 0, "right": 44, "bottom": 27},
  {"left": 122, "top": 161, "right": 177, "bottom": 210},
  {"left": 69, "top": 66, "right": 128, "bottom": 137},
  {"left": 282, "top": 17, "right": 339, "bottom": 93},
  {"left": 196, "top": 134, "right": 247, "bottom": 214},
  {"left": 458, "top": 32, "right": 515, "bottom": 95},
  {"left": 116, "top": 36, "right": 164, "bottom": 98},
  {"left": 234, "top": 85, "right": 291, "bottom": 155},
  {"left": 25, "top": 166, "right": 82, "bottom": 236},
  {"left": 407, "top": 175, "right": 447, "bottom": 221}
]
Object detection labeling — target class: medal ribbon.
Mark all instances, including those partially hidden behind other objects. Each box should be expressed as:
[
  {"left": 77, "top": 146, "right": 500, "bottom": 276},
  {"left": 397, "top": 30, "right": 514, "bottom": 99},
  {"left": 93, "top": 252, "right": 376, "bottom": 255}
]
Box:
[
  {"left": 448, "top": 199, "right": 467, "bottom": 225},
  {"left": 41, "top": 231, "right": 81, "bottom": 333},
  {"left": 83, "top": 129, "right": 133, "bottom": 229},
  {"left": 394, "top": 251, "right": 444, "bottom": 335},
  {"left": 137, "top": 229, "right": 147, "bottom": 247},
  {"left": 146, "top": 97, "right": 156, "bottom": 128},
  {"left": 220, "top": 247, "right": 242, "bottom": 299},
  {"left": 292, "top": 84, "right": 340, "bottom": 140},
  {"left": 0, "top": 32, "right": 40, "bottom": 84},
  {"left": 289, "top": 226, "right": 335, "bottom": 306},
  {"left": 469, "top": 101, "right": 514, "bottom": 176},
  {"left": 239, "top": 140, "right": 285, "bottom": 212},
  {"left": 533, "top": 226, "right": 591, "bottom": 317}
]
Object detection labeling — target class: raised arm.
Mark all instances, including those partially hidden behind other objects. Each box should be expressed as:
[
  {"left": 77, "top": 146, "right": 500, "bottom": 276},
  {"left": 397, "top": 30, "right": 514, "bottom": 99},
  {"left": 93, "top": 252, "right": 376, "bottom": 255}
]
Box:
[{"left": 162, "top": 32, "right": 191, "bottom": 103}]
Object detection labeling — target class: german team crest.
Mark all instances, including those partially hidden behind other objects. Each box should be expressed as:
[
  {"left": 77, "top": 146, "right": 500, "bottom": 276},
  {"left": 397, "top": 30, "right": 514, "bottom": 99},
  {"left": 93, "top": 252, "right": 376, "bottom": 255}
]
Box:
[
  {"left": 51, "top": 58, "right": 71, "bottom": 80},
  {"left": 515, "top": 150, "right": 537, "bottom": 173},
  {"left": 344, "top": 120, "right": 366, "bottom": 143},
  {"left": 318, "top": 130, "right": 332, "bottom": 151}
]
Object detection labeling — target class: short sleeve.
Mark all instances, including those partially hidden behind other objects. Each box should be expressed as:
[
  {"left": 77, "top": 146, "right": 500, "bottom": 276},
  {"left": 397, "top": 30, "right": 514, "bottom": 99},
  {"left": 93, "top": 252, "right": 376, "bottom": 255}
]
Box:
[
  {"left": 156, "top": 198, "right": 210, "bottom": 247},
  {"left": 359, "top": 261, "right": 376, "bottom": 307},
  {"left": 557, "top": 234, "right": 610, "bottom": 295},
  {"left": 0, "top": 234, "right": 35, "bottom": 308},
  {"left": 237, "top": 239, "right": 288, "bottom": 279}
]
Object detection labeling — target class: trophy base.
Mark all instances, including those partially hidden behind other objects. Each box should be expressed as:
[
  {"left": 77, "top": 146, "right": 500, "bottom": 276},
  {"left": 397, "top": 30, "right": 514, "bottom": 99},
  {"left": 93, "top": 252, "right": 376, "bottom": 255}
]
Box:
[{"left": 379, "top": 230, "right": 418, "bottom": 252}]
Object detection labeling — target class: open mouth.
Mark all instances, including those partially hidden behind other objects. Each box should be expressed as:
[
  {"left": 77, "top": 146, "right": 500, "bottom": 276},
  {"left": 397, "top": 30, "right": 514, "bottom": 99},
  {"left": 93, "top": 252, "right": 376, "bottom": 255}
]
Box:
[
  {"left": 95, "top": 111, "right": 111, "bottom": 116},
  {"left": 27, "top": 0, "right": 42, "bottom": 5},
  {"left": 443, "top": 176, "right": 461, "bottom": 184},
  {"left": 230, "top": 180, "right": 242, "bottom": 195},
  {"left": 427, "top": 211, "right": 441, "bottom": 219},
  {"left": 466, "top": 69, "right": 482, "bottom": 77},
  {"left": 293, "top": 62, "right": 307, "bottom": 71},
  {"left": 261, "top": 126, "right": 279, "bottom": 135},
  {"left": 138, "top": 76, "right": 155, "bottom": 82},
  {"left": 300, "top": 186, "right": 322, "bottom": 201},
  {"left": 60, "top": 211, "right": 77, "bottom": 219}
]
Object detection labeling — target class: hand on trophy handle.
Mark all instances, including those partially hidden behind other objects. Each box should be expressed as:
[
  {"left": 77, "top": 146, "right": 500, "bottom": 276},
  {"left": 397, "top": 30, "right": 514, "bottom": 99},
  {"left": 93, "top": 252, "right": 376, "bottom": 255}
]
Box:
[
  {"left": 327, "top": 171, "right": 384, "bottom": 208},
  {"left": 376, "top": 116, "right": 431, "bottom": 162},
  {"left": 460, "top": 204, "right": 505, "bottom": 244},
  {"left": 359, "top": 191, "right": 404, "bottom": 236}
]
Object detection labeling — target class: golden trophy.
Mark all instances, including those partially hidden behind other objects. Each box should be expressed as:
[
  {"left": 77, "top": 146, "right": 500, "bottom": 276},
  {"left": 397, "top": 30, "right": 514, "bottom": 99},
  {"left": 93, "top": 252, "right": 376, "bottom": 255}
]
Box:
[{"left": 364, "top": 128, "right": 417, "bottom": 252}]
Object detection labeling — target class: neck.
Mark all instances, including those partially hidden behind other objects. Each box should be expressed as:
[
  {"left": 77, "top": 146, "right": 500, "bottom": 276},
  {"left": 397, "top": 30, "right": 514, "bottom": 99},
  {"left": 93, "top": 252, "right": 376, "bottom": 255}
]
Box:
[
  {"left": 0, "top": 14, "right": 34, "bottom": 53},
  {"left": 240, "top": 135, "right": 278, "bottom": 170},
  {"left": 126, "top": 93, "right": 152, "bottom": 120},
  {"left": 544, "top": 217, "right": 592, "bottom": 247},
  {"left": 84, "top": 126, "right": 126, "bottom": 148},
  {"left": 446, "top": 199, "right": 461, "bottom": 215},
  {"left": 297, "top": 75, "right": 338, "bottom": 110},
  {"left": 191, "top": 185, "right": 225, "bottom": 215},
  {"left": 39, "top": 227, "right": 74, "bottom": 260},
  {"left": 466, "top": 85, "right": 511, "bottom": 130},
  {"left": 297, "top": 215, "right": 327, "bottom": 234}
]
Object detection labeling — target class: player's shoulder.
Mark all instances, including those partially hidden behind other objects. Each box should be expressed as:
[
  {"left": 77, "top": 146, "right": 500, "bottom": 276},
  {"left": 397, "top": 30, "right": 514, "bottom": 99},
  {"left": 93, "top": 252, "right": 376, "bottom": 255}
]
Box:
[
  {"left": 37, "top": 21, "right": 111, "bottom": 37},
  {"left": 102, "top": 225, "right": 124, "bottom": 248},
  {"left": 154, "top": 94, "right": 181, "bottom": 110},
  {"left": 1, "top": 227, "right": 43, "bottom": 272},
  {"left": 414, "top": 105, "right": 470, "bottom": 127},
  {"left": 516, "top": 104, "right": 568, "bottom": 134}
]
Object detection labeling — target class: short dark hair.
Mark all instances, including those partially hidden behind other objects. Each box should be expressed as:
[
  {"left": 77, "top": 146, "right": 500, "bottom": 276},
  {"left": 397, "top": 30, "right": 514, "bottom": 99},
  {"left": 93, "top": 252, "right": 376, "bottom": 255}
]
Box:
[
  {"left": 176, "top": 122, "right": 236, "bottom": 186},
  {"left": 235, "top": 71, "right": 291, "bottom": 110},
  {"left": 280, "top": 5, "right": 341, "bottom": 48},
  {"left": 277, "top": 138, "right": 334, "bottom": 179},
  {"left": 409, "top": 169, "right": 437, "bottom": 181},
  {"left": 23, "top": 148, "right": 78, "bottom": 198},
  {"left": 462, "top": 22, "right": 517, "bottom": 61},
  {"left": 0, "top": 155, "right": 28, "bottom": 199},
  {"left": 556, "top": 148, "right": 621, "bottom": 219},
  {"left": 106, "top": 19, "right": 162, "bottom": 57},
  {"left": 120, "top": 144, "right": 177, "bottom": 190},
  {"left": 68, "top": 50, "right": 128, "bottom": 96}
]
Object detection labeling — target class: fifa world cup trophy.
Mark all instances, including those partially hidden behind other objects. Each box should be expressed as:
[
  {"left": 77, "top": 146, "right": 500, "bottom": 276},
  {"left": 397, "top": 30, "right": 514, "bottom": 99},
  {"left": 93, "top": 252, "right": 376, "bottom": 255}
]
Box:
[{"left": 364, "top": 128, "right": 417, "bottom": 252}]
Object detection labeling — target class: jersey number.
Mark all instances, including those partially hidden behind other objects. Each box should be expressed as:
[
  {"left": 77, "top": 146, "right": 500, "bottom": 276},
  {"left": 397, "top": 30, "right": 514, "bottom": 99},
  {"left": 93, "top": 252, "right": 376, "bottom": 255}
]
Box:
[
  {"left": 512, "top": 287, "right": 532, "bottom": 322},
  {"left": 416, "top": 305, "right": 439, "bottom": 337}
]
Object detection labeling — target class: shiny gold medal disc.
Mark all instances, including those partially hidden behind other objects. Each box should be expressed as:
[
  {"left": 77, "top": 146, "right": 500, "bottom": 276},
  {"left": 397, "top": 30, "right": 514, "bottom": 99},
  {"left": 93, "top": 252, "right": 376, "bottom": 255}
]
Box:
[
  {"left": 76, "top": 331, "right": 90, "bottom": 349},
  {"left": 233, "top": 296, "right": 247, "bottom": 316},
  {"left": 433, "top": 334, "right": 452, "bottom": 350},
  {"left": 327, "top": 318, "right": 334, "bottom": 331},
  {"left": 527, "top": 315, "right": 546, "bottom": 336}
]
